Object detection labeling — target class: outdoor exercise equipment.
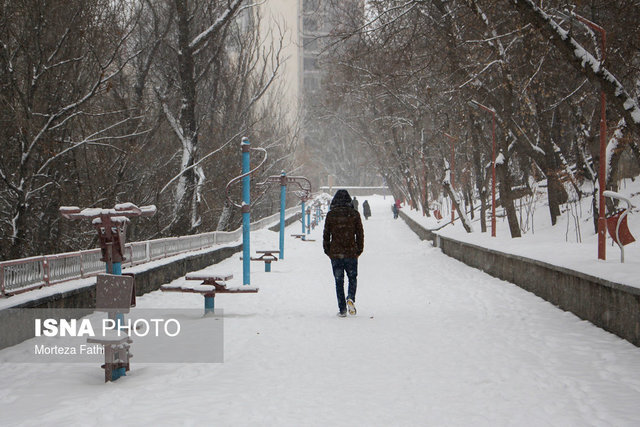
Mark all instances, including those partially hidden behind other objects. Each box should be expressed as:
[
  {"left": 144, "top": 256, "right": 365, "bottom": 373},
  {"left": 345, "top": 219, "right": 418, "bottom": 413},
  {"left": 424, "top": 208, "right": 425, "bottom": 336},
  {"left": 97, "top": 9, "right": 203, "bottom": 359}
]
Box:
[
  {"left": 256, "top": 173, "right": 312, "bottom": 258},
  {"left": 225, "top": 137, "right": 268, "bottom": 285},
  {"left": 59, "top": 202, "right": 155, "bottom": 381},
  {"left": 59, "top": 203, "right": 156, "bottom": 275},
  {"left": 603, "top": 191, "right": 635, "bottom": 263},
  {"left": 161, "top": 272, "right": 258, "bottom": 314},
  {"left": 251, "top": 250, "right": 279, "bottom": 272}
]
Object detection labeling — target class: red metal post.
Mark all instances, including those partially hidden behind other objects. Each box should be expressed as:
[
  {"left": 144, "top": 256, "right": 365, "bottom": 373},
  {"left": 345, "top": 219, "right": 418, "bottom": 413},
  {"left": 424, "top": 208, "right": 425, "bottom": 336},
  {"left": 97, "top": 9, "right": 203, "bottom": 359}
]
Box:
[
  {"left": 469, "top": 100, "right": 497, "bottom": 237},
  {"left": 598, "top": 87, "right": 607, "bottom": 259},
  {"left": 574, "top": 13, "right": 606, "bottom": 259},
  {"left": 598, "top": 31, "right": 607, "bottom": 259},
  {"left": 451, "top": 140, "right": 455, "bottom": 222},
  {"left": 43, "top": 257, "right": 51, "bottom": 287},
  {"left": 79, "top": 252, "right": 85, "bottom": 277},
  {"left": 491, "top": 112, "right": 497, "bottom": 237},
  {"left": 422, "top": 160, "right": 427, "bottom": 216},
  {"left": 444, "top": 132, "right": 457, "bottom": 223}
]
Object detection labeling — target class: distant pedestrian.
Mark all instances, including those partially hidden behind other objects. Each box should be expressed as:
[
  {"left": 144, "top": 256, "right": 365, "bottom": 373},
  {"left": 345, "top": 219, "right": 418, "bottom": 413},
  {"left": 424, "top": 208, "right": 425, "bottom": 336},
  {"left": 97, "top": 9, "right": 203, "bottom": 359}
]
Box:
[
  {"left": 323, "top": 189, "right": 364, "bottom": 317},
  {"left": 393, "top": 199, "right": 403, "bottom": 219},
  {"left": 352, "top": 196, "right": 359, "bottom": 211},
  {"left": 362, "top": 200, "right": 371, "bottom": 220}
]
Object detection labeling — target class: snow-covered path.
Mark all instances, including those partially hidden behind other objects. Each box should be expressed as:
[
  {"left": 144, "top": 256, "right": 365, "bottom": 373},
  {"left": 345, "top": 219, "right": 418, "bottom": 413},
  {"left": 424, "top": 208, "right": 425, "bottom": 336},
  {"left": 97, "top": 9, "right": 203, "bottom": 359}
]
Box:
[{"left": 2, "top": 196, "right": 640, "bottom": 426}]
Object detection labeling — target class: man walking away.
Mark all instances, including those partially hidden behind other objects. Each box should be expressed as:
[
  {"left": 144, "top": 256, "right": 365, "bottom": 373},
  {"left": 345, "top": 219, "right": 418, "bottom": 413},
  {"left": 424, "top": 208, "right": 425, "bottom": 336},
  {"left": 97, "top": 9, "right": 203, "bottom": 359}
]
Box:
[
  {"left": 352, "top": 196, "right": 359, "bottom": 211},
  {"left": 323, "top": 189, "right": 364, "bottom": 317}
]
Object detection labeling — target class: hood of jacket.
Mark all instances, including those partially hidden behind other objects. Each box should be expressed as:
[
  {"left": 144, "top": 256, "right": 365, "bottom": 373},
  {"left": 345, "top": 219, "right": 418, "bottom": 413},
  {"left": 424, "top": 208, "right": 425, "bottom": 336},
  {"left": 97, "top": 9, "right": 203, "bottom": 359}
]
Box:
[{"left": 330, "top": 189, "right": 353, "bottom": 209}]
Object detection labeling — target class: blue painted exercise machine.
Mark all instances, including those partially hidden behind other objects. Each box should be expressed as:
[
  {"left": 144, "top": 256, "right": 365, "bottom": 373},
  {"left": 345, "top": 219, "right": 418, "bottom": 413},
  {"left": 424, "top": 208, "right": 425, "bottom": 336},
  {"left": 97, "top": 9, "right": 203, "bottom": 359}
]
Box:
[{"left": 256, "top": 173, "right": 313, "bottom": 258}]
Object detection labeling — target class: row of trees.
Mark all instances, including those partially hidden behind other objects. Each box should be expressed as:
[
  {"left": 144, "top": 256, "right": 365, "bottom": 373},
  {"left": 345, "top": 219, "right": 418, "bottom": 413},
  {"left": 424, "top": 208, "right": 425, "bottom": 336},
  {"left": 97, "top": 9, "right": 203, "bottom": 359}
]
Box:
[
  {"left": 0, "top": 0, "right": 298, "bottom": 259},
  {"left": 314, "top": 0, "right": 640, "bottom": 236}
]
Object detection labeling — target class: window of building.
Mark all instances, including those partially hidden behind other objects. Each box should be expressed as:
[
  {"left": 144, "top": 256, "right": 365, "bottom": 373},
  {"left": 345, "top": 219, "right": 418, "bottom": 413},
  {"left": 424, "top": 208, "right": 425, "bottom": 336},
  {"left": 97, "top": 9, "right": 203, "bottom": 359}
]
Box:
[
  {"left": 304, "top": 76, "right": 320, "bottom": 92},
  {"left": 303, "top": 37, "right": 319, "bottom": 51},
  {"left": 303, "top": 16, "right": 319, "bottom": 32},
  {"left": 303, "top": 0, "right": 321, "bottom": 14},
  {"left": 304, "top": 56, "right": 319, "bottom": 71}
]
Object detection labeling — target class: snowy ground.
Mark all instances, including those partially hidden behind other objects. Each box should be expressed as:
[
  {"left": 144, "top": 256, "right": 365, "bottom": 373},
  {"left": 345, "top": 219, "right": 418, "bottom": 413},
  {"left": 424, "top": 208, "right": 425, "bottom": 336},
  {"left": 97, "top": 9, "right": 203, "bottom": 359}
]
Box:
[{"left": 2, "top": 196, "right": 640, "bottom": 426}]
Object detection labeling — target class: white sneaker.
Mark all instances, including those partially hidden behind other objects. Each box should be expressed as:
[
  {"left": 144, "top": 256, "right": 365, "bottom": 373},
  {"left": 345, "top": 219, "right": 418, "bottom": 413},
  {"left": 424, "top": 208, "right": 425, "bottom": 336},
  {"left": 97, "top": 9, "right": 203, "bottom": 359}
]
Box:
[{"left": 347, "top": 299, "right": 356, "bottom": 316}]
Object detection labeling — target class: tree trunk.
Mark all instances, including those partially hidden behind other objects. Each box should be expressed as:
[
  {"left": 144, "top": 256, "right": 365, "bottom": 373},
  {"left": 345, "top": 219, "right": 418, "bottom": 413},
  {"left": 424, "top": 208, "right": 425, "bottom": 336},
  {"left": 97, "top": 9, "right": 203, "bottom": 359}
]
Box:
[
  {"left": 546, "top": 171, "right": 563, "bottom": 226},
  {"left": 496, "top": 155, "right": 521, "bottom": 238},
  {"left": 172, "top": 0, "right": 200, "bottom": 234},
  {"left": 8, "top": 202, "right": 28, "bottom": 259},
  {"left": 479, "top": 192, "right": 487, "bottom": 233},
  {"left": 216, "top": 200, "right": 234, "bottom": 231},
  {"left": 470, "top": 112, "right": 487, "bottom": 233},
  {"left": 443, "top": 175, "right": 472, "bottom": 233},
  {"left": 465, "top": 186, "right": 474, "bottom": 220}
]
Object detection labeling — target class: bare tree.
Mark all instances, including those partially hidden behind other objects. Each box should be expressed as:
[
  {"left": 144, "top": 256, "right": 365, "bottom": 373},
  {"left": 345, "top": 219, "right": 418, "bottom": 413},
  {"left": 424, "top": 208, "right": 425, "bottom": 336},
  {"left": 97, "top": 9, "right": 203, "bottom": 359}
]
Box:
[{"left": 0, "top": 0, "right": 145, "bottom": 258}]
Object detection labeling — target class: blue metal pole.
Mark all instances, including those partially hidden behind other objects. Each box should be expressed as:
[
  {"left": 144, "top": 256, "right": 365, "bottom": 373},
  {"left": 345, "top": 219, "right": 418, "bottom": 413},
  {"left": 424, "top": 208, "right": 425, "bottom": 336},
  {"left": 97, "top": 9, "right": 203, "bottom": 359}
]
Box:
[
  {"left": 279, "top": 171, "right": 286, "bottom": 260},
  {"left": 306, "top": 209, "right": 311, "bottom": 234},
  {"left": 242, "top": 137, "right": 251, "bottom": 286},
  {"left": 204, "top": 295, "right": 215, "bottom": 314},
  {"left": 112, "top": 262, "right": 122, "bottom": 275},
  {"left": 301, "top": 201, "right": 306, "bottom": 235},
  {"left": 105, "top": 249, "right": 125, "bottom": 380}
]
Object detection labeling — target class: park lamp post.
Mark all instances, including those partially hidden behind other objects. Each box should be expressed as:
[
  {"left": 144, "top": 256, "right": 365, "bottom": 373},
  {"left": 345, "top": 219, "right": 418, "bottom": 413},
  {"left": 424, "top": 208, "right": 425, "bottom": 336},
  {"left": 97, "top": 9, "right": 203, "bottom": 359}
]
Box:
[
  {"left": 443, "top": 132, "right": 457, "bottom": 224},
  {"left": 572, "top": 12, "right": 607, "bottom": 260},
  {"left": 468, "top": 100, "right": 497, "bottom": 237}
]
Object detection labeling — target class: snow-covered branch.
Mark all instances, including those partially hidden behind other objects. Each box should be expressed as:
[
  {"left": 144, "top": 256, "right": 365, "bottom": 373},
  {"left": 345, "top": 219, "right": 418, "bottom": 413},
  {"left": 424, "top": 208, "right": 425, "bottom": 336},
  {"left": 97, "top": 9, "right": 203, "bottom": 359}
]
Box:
[
  {"left": 156, "top": 89, "right": 188, "bottom": 148},
  {"left": 35, "top": 116, "right": 149, "bottom": 178},
  {"left": 188, "top": 0, "right": 245, "bottom": 53},
  {"left": 159, "top": 129, "right": 244, "bottom": 194},
  {"left": 458, "top": 60, "right": 502, "bottom": 89},
  {"left": 510, "top": 0, "right": 640, "bottom": 135},
  {"left": 606, "top": 118, "right": 626, "bottom": 183},
  {"left": 442, "top": 163, "right": 473, "bottom": 233}
]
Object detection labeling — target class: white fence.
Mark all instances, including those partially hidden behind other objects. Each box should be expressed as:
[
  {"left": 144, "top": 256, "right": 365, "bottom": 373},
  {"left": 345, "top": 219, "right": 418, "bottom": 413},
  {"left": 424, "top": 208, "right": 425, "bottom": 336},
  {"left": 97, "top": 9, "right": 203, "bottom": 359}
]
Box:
[{"left": 0, "top": 207, "right": 299, "bottom": 297}]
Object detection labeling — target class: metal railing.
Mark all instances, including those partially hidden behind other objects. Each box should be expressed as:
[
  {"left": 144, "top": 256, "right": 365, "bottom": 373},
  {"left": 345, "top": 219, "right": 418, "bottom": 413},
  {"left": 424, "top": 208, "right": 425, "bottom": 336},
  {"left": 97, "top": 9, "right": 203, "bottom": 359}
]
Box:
[{"left": 0, "top": 207, "right": 298, "bottom": 297}]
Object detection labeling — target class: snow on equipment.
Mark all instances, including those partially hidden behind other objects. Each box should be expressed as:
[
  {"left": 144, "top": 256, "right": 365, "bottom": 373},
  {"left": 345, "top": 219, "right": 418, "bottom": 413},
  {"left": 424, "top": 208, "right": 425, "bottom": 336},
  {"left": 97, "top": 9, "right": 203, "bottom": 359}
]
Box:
[
  {"left": 59, "top": 203, "right": 156, "bottom": 275},
  {"left": 255, "top": 172, "right": 313, "bottom": 254},
  {"left": 251, "top": 250, "right": 280, "bottom": 272},
  {"left": 603, "top": 191, "right": 635, "bottom": 263},
  {"left": 160, "top": 272, "right": 258, "bottom": 314},
  {"left": 59, "top": 202, "right": 155, "bottom": 381},
  {"left": 90, "top": 273, "right": 135, "bottom": 382}
]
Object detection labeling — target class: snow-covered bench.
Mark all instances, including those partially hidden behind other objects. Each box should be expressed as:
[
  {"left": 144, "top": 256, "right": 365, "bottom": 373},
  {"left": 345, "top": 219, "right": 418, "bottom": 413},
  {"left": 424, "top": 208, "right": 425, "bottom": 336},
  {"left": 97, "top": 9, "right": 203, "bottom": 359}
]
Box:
[
  {"left": 290, "top": 233, "right": 315, "bottom": 242},
  {"left": 87, "top": 332, "right": 132, "bottom": 383},
  {"left": 161, "top": 272, "right": 258, "bottom": 313}
]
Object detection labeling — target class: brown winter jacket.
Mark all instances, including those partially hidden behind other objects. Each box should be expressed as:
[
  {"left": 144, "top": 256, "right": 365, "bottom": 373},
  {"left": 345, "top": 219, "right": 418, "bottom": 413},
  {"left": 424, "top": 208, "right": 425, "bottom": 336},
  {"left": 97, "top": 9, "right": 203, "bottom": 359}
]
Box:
[{"left": 323, "top": 190, "right": 364, "bottom": 259}]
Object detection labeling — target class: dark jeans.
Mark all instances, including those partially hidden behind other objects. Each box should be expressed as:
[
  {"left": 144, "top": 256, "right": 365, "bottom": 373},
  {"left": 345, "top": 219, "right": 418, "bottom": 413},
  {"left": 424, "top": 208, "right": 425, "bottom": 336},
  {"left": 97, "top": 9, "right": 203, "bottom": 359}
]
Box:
[{"left": 331, "top": 258, "right": 358, "bottom": 312}]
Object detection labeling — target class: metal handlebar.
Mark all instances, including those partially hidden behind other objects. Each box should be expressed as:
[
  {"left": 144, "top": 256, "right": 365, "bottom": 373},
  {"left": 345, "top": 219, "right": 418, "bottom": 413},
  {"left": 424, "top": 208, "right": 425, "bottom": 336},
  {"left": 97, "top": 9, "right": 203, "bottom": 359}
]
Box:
[
  {"left": 603, "top": 190, "right": 634, "bottom": 263},
  {"left": 225, "top": 147, "right": 268, "bottom": 209}
]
